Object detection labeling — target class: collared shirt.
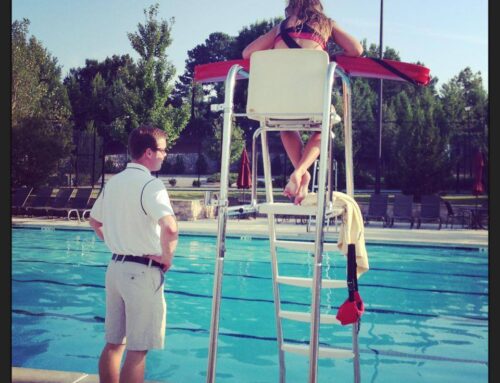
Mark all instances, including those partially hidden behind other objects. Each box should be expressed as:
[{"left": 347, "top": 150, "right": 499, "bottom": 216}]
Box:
[{"left": 90, "top": 162, "right": 175, "bottom": 256}]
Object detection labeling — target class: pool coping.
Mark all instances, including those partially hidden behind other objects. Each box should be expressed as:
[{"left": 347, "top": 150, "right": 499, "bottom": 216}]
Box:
[
  {"left": 12, "top": 216, "right": 488, "bottom": 250},
  {"left": 11, "top": 367, "right": 165, "bottom": 383}
]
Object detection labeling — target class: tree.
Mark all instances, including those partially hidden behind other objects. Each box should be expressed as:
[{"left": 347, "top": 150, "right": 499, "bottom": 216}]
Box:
[
  {"left": 439, "top": 68, "right": 488, "bottom": 191},
  {"left": 391, "top": 89, "right": 451, "bottom": 199},
  {"left": 206, "top": 116, "right": 245, "bottom": 168},
  {"left": 127, "top": 3, "right": 189, "bottom": 148},
  {"left": 12, "top": 19, "right": 73, "bottom": 187}
]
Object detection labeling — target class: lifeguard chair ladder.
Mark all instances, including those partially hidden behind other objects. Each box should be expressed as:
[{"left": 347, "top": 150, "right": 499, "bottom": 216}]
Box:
[{"left": 206, "top": 49, "right": 360, "bottom": 383}]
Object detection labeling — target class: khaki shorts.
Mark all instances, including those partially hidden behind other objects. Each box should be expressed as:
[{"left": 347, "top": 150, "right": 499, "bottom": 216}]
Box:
[{"left": 104, "top": 259, "right": 166, "bottom": 351}]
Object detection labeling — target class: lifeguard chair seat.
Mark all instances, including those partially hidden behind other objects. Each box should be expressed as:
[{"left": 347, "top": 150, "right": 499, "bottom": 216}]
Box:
[{"left": 246, "top": 49, "right": 331, "bottom": 123}]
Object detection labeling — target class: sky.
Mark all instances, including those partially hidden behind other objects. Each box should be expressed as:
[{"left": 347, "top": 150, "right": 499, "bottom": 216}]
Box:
[{"left": 12, "top": 0, "right": 488, "bottom": 91}]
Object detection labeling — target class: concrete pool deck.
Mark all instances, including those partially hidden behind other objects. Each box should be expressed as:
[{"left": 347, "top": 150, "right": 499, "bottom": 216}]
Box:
[
  {"left": 11, "top": 215, "right": 487, "bottom": 382},
  {"left": 12, "top": 215, "right": 488, "bottom": 249}
]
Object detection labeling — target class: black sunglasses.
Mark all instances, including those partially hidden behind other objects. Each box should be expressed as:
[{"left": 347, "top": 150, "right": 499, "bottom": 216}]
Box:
[{"left": 152, "top": 147, "right": 167, "bottom": 154}]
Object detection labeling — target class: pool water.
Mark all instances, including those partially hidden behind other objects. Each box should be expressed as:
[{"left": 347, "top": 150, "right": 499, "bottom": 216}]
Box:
[{"left": 12, "top": 227, "right": 488, "bottom": 382}]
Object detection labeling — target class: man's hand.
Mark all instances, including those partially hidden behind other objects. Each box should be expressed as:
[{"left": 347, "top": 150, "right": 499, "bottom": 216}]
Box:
[{"left": 146, "top": 254, "right": 171, "bottom": 272}]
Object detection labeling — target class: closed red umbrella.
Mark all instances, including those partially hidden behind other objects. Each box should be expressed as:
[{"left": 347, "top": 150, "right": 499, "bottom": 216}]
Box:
[
  {"left": 472, "top": 149, "right": 484, "bottom": 196},
  {"left": 237, "top": 147, "right": 252, "bottom": 189},
  {"left": 237, "top": 147, "right": 252, "bottom": 204}
]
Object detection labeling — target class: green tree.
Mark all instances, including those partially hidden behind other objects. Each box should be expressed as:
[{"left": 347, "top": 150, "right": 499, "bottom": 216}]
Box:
[
  {"left": 391, "top": 89, "right": 451, "bottom": 199},
  {"left": 439, "top": 68, "right": 488, "bottom": 191},
  {"left": 12, "top": 19, "right": 73, "bottom": 187},
  {"left": 65, "top": 55, "right": 139, "bottom": 142},
  {"left": 206, "top": 116, "right": 245, "bottom": 167},
  {"left": 127, "top": 3, "right": 189, "bottom": 148}
]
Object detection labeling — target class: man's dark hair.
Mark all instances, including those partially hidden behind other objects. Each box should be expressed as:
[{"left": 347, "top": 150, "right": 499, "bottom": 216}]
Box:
[{"left": 128, "top": 124, "right": 167, "bottom": 160}]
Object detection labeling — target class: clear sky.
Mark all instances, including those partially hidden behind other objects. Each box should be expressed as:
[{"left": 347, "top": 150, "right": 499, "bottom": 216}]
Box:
[{"left": 12, "top": 0, "right": 488, "bottom": 91}]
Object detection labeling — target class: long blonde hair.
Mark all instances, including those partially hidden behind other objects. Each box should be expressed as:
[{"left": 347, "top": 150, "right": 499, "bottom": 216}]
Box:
[{"left": 285, "top": 0, "right": 332, "bottom": 37}]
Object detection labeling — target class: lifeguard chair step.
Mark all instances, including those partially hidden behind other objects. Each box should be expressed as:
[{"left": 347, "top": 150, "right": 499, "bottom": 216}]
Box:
[
  {"left": 275, "top": 240, "right": 339, "bottom": 252},
  {"left": 276, "top": 276, "right": 347, "bottom": 289},
  {"left": 282, "top": 343, "right": 354, "bottom": 359},
  {"left": 279, "top": 310, "right": 341, "bottom": 325}
]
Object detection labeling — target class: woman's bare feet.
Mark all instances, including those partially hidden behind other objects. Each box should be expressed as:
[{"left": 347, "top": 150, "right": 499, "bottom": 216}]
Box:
[
  {"left": 294, "top": 171, "right": 311, "bottom": 205},
  {"left": 284, "top": 170, "right": 311, "bottom": 205}
]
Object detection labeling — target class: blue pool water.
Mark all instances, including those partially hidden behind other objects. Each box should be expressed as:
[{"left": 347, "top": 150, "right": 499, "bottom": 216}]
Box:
[{"left": 12, "top": 227, "right": 488, "bottom": 382}]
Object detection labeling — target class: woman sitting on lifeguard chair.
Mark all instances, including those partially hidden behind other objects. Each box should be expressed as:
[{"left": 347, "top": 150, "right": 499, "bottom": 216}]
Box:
[{"left": 242, "top": 0, "right": 363, "bottom": 205}]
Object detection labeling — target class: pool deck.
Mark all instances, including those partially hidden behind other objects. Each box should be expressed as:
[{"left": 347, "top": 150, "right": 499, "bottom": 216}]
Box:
[
  {"left": 11, "top": 216, "right": 487, "bottom": 382},
  {"left": 12, "top": 216, "right": 488, "bottom": 249}
]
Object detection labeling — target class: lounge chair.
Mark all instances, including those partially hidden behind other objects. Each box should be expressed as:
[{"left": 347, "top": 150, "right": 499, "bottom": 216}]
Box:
[
  {"left": 363, "top": 193, "right": 389, "bottom": 227},
  {"left": 25, "top": 186, "right": 54, "bottom": 217},
  {"left": 443, "top": 200, "right": 470, "bottom": 229},
  {"left": 417, "top": 194, "right": 443, "bottom": 230},
  {"left": 67, "top": 187, "right": 93, "bottom": 221},
  {"left": 81, "top": 188, "right": 101, "bottom": 220},
  {"left": 46, "top": 188, "right": 75, "bottom": 218},
  {"left": 389, "top": 193, "right": 415, "bottom": 228},
  {"left": 11, "top": 187, "right": 33, "bottom": 216}
]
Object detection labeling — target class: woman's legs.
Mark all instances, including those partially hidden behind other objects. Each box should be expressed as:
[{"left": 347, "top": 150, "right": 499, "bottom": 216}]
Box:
[
  {"left": 280, "top": 131, "right": 307, "bottom": 200},
  {"left": 289, "top": 132, "right": 321, "bottom": 204},
  {"left": 280, "top": 131, "right": 321, "bottom": 204}
]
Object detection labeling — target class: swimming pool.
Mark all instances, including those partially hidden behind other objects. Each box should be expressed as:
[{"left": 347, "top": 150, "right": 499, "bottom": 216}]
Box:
[{"left": 12, "top": 227, "right": 488, "bottom": 382}]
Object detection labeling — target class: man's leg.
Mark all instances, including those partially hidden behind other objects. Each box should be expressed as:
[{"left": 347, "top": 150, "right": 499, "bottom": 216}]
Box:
[
  {"left": 99, "top": 342, "right": 126, "bottom": 383},
  {"left": 119, "top": 350, "right": 148, "bottom": 383}
]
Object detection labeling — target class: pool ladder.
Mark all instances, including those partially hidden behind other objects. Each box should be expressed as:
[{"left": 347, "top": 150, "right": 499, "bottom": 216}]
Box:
[{"left": 205, "top": 49, "right": 361, "bottom": 383}]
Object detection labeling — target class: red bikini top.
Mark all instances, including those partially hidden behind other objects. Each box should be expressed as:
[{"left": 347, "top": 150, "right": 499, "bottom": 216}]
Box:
[{"left": 274, "top": 18, "right": 328, "bottom": 50}]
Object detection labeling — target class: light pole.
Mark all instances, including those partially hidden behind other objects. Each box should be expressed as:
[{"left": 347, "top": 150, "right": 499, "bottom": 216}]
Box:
[
  {"left": 464, "top": 106, "right": 471, "bottom": 185},
  {"left": 375, "top": 0, "right": 384, "bottom": 194}
]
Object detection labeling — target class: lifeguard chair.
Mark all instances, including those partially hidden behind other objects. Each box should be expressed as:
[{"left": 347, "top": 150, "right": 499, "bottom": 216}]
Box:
[
  {"left": 195, "top": 49, "right": 429, "bottom": 383},
  {"left": 204, "top": 49, "right": 359, "bottom": 383}
]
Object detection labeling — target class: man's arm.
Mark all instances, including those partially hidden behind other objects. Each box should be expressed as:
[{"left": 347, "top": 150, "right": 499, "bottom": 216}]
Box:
[
  {"left": 89, "top": 216, "right": 104, "bottom": 241},
  {"left": 158, "top": 215, "right": 178, "bottom": 272}
]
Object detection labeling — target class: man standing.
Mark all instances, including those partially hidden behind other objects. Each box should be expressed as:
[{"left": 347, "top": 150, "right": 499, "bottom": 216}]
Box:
[{"left": 89, "top": 124, "right": 178, "bottom": 383}]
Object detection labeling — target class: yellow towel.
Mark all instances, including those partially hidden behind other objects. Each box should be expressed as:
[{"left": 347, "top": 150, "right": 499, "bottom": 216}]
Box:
[
  {"left": 332, "top": 191, "right": 369, "bottom": 278},
  {"left": 300, "top": 191, "right": 369, "bottom": 276}
]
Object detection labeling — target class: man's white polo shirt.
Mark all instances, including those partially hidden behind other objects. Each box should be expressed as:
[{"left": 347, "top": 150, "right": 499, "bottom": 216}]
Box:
[{"left": 90, "top": 162, "right": 175, "bottom": 256}]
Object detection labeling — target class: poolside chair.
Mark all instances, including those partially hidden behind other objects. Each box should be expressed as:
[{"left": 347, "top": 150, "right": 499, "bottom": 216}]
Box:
[
  {"left": 363, "top": 193, "right": 389, "bottom": 227},
  {"left": 67, "top": 187, "right": 93, "bottom": 222},
  {"left": 389, "top": 193, "right": 415, "bottom": 228},
  {"left": 444, "top": 200, "right": 470, "bottom": 229},
  {"left": 11, "top": 187, "right": 33, "bottom": 216},
  {"left": 81, "top": 188, "right": 101, "bottom": 220},
  {"left": 417, "top": 194, "right": 443, "bottom": 230},
  {"left": 46, "top": 188, "right": 75, "bottom": 218},
  {"left": 25, "top": 186, "right": 55, "bottom": 217}
]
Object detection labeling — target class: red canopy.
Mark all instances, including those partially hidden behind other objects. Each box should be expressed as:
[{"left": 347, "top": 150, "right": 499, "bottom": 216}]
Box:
[{"left": 194, "top": 55, "right": 430, "bottom": 85}]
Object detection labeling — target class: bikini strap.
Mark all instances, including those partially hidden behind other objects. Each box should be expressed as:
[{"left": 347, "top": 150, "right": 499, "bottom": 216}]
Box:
[{"left": 279, "top": 18, "right": 302, "bottom": 49}]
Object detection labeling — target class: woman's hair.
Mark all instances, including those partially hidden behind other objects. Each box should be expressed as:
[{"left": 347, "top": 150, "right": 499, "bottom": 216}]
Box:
[
  {"left": 128, "top": 124, "right": 167, "bottom": 160},
  {"left": 285, "top": 0, "right": 332, "bottom": 37}
]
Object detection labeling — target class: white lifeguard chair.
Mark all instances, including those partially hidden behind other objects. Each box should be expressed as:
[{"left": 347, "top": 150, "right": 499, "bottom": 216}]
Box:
[{"left": 206, "top": 49, "right": 360, "bottom": 383}]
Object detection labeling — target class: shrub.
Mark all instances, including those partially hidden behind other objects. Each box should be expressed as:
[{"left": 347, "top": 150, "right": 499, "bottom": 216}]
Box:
[
  {"left": 192, "top": 180, "right": 201, "bottom": 187},
  {"left": 207, "top": 172, "right": 238, "bottom": 185},
  {"left": 160, "top": 159, "right": 172, "bottom": 174},
  {"left": 173, "top": 156, "right": 185, "bottom": 174},
  {"left": 168, "top": 178, "right": 177, "bottom": 187},
  {"left": 195, "top": 153, "right": 208, "bottom": 175}
]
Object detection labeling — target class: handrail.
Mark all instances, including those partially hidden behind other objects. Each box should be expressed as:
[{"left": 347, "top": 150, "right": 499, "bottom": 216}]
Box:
[
  {"left": 206, "top": 63, "right": 245, "bottom": 383},
  {"left": 308, "top": 61, "right": 337, "bottom": 382}
]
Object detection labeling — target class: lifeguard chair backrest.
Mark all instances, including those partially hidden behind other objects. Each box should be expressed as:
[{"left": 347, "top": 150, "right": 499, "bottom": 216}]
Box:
[{"left": 246, "top": 49, "right": 330, "bottom": 121}]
